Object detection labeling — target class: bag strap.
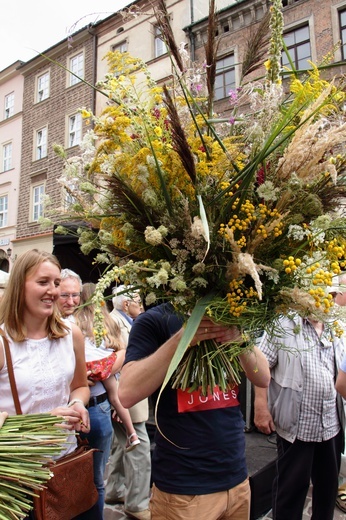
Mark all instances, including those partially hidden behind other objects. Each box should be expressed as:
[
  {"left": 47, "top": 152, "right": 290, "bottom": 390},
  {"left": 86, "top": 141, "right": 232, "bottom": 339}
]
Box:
[{"left": 0, "top": 329, "right": 22, "bottom": 415}]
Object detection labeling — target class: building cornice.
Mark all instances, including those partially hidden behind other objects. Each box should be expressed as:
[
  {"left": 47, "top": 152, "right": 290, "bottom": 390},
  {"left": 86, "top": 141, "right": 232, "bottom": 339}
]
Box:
[
  {"left": 0, "top": 61, "right": 25, "bottom": 83},
  {"left": 17, "top": 26, "right": 94, "bottom": 75}
]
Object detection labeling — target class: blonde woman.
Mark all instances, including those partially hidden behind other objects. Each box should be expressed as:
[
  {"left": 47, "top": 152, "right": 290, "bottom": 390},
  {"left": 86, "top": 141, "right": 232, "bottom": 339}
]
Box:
[{"left": 0, "top": 250, "right": 90, "bottom": 519}]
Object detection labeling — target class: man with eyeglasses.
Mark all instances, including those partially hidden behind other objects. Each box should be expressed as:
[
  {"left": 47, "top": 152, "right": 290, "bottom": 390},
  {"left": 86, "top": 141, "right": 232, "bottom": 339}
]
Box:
[
  {"left": 57, "top": 268, "right": 82, "bottom": 321},
  {"left": 56, "top": 268, "right": 115, "bottom": 519}
]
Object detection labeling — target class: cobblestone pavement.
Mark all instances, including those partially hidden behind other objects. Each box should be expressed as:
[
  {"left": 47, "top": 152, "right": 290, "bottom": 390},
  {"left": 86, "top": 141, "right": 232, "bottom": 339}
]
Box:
[
  {"left": 104, "top": 502, "right": 128, "bottom": 520},
  {"left": 259, "top": 486, "right": 346, "bottom": 520},
  {"left": 104, "top": 490, "right": 346, "bottom": 520},
  {"left": 103, "top": 429, "right": 346, "bottom": 519}
]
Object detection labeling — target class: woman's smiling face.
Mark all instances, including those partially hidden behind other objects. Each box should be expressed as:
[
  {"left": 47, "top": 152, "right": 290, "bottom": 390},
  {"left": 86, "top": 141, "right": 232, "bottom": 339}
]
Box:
[{"left": 24, "top": 260, "right": 61, "bottom": 320}]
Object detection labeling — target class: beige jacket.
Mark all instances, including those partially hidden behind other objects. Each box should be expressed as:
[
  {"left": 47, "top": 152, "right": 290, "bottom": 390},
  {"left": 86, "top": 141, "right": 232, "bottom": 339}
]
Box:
[{"left": 110, "top": 308, "right": 149, "bottom": 423}]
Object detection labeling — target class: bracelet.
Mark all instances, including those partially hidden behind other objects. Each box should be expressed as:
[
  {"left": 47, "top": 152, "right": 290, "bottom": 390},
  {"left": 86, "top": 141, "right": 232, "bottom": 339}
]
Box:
[{"left": 67, "top": 398, "right": 85, "bottom": 408}]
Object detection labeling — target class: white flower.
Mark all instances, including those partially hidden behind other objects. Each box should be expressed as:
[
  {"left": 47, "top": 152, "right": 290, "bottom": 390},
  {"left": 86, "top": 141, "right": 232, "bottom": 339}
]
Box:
[
  {"left": 191, "top": 216, "right": 208, "bottom": 240},
  {"left": 256, "top": 181, "right": 280, "bottom": 202},
  {"left": 237, "top": 252, "right": 263, "bottom": 300},
  {"left": 80, "top": 182, "right": 97, "bottom": 194},
  {"left": 179, "top": 41, "right": 189, "bottom": 65},
  {"left": 143, "top": 189, "right": 158, "bottom": 207},
  {"left": 145, "top": 292, "right": 157, "bottom": 306},
  {"left": 170, "top": 276, "right": 187, "bottom": 292},
  {"left": 265, "top": 269, "right": 280, "bottom": 283},
  {"left": 287, "top": 224, "right": 307, "bottom": 241},
  {"left": 147, "top": 268, "right": 169, "bottom": 287},
  {"left": 288, "top": 173, "right": 303, "bottom": 189},
  {"left": 158, "top": 225, "right": 169, "bottom": 237},
  {"left": 169, "top": 238, "right": 180, "bottom": 248},
  {"left": 192, "top": 262, "right": 206, "bottom": 274},
  {"left": 95, "top": 253, "right": 111, "bottom": 264},
  {"left": 98, "top": 230, "right": 113, "bottom": 244},
  {"left": 147, "top": 155, "right": 162, "bottom": 167},
  {"left": 144, "top": 226, "right": 164, "bottom": 246},
  {"left": 309, "top": 228, "right": 325, "bottom": 246},
  {"left": 191, "top": 277, "right": 208, "bottom": 288},
  {"left": 137, "top": 164, "right": 149, "bottom": 178}
]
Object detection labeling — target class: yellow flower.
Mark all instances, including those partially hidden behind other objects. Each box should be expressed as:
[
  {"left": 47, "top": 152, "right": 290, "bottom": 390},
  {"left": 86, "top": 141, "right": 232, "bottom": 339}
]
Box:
[{"left": 80, "top": 109, "right": 92, "bottom": 118}]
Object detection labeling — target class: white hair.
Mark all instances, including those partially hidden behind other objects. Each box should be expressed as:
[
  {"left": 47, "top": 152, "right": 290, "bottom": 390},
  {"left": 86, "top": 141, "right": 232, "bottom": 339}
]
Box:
[
  {"left": 60, "top": 268, "right": 82, "bottom": 289},
  {"left": 112, "top": 284, "right": 138, "bottom": 310}
]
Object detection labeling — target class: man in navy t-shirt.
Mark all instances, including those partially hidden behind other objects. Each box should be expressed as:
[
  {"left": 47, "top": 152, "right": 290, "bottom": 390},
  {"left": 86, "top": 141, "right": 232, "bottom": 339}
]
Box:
[{"left": 119, "top": 303, "right": 270, "bottom": 520}]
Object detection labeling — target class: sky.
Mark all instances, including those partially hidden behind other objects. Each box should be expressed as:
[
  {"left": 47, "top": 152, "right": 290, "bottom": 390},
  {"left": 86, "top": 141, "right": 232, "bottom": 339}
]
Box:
[{"left": 0, "top": 1, "right": 132, "bottom": 71}]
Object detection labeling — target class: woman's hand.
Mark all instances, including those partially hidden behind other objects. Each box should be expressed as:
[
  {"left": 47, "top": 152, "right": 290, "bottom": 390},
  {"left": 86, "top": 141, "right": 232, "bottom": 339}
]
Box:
[{"left": 51, "top": 404, "right": 90, "bottom": 433}]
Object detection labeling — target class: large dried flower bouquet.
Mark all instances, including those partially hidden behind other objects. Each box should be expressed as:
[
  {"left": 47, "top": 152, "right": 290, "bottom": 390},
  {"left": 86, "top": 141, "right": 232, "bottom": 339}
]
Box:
[{"left": 52, "top": 0, "right": 346, "bottom": 395}]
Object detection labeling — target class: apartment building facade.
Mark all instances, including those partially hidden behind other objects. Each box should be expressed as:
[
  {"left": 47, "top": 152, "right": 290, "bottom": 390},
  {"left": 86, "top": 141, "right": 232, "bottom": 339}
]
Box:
[
  {"left": 187, "top": 0, "right": 346, "bottom": 114},
  {"left": 0, "top": 61, "right": 24, "bottom": 267},
  {"left": 94, "top": 0, "right": 233, "bottom": 119},
  {"left": 12, "top": 27, "right": 96, "bottom": 256},
  {"left": 3, "top": 0, "right": 346, "bottom": 259}
]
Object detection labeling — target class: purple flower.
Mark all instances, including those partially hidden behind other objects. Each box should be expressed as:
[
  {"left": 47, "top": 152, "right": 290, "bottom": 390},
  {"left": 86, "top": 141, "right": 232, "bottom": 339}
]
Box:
[{"left": 228, "top": 90, "right": 238, "bottom": 106}]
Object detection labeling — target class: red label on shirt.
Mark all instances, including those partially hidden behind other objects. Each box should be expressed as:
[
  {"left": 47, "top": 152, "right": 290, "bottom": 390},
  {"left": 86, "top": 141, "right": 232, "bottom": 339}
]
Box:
[{"left": 177, "top": 385, "right": 239, "bottom": 413}]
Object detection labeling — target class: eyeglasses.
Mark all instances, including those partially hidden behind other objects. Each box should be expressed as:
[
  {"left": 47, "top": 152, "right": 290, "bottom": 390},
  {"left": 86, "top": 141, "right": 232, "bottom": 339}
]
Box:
[
  {"left": 59, "top": 293, "right": 81, "bottom": 300},
  {"left": 129, "top": 297, "right": 141, "bottom": 305}
]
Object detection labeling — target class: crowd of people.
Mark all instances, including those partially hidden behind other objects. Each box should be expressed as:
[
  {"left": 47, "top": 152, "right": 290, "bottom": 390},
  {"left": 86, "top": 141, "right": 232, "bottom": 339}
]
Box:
[{"left": 1, "top": 248, "right": 346, "bottom": 520}]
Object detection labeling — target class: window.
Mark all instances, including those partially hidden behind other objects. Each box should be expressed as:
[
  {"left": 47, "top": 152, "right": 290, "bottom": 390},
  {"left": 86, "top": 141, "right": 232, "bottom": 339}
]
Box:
[
  {"left": 3, "top": 142, "right": 12, "bottom": 171},
  {"left": 0, "top": 195, "right": 8, "bottom": 228},
  {"left": 340, "top": 9, "right": 346, "bottom": 61},
  {"left": 112, "top": 41, "right": 128, "bottom": 53},
  {"left": 282, "top": 25, "right": 311, "bottom": 71},
  {"left": 68, "top": 113, "right": 82, "bottom": 147},
  {"left": 154, "top": 25, "right": 167, "bottom": 58},
  {"left": 36, "top": 127, "right": 47, "bottom": 160},
  {"left": 64, "top": 186, "right": 76, "bottom": 208},
  {"left": 215, "top": 55, "right": 236, "bottom": 100},
  {"left": 282, "top": 0, "right": 302, "bottom": 6},
  {"left": 37, "top": 72, "right": 50, "bottom": 102},
  {"left": 4, "top": 92, "right": 14, "bottom": 119},
  {"left": 69, "top": 52, "right": 84, "bottom": 86},
  {"left": 32, "top": 184, "right": 45, "bottom": 221}
]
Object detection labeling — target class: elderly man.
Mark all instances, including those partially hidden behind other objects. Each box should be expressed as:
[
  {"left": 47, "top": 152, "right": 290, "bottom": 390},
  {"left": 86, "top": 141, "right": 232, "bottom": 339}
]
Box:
[
  {"left": 254, "top": 308, "right": 346, "bottom": 520},
  {"left": 57, "top": 268, "right": 82, "bottom": 320}
]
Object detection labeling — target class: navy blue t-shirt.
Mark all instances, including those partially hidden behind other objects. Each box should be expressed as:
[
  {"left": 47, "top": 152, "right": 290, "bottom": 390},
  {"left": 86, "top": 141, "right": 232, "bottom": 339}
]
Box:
[{"left": 125, "top": 303, "right": 247, "bottom": 495}]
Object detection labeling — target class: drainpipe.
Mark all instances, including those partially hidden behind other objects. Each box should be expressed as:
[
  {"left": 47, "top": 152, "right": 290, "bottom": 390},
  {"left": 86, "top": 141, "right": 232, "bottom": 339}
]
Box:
[
  {"left": 189, "top": 0, "right": 196, "bottom": 61},
  {"left": 88, "top": 24, "right": 97, "bottom": 116}
]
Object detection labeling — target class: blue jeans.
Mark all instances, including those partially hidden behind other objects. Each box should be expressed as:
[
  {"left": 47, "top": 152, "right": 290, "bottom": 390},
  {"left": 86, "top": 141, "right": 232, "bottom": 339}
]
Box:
[{"left": 75, "top": 398, "right": 113, "bottom": 520}]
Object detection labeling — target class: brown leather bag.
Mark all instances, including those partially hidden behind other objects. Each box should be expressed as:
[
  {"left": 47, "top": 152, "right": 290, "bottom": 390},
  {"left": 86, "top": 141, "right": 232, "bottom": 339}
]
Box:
[
  {"left": 2, "top": 330, "right": 99, "bottom": 520},
  {"left": 33, "top": 444, "right": 98, "bottom": 520}
]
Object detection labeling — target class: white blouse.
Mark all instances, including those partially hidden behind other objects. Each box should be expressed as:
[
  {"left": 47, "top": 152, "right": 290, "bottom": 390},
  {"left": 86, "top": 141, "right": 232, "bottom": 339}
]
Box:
[{"left": 0, "top": 325, "right": 77, "bottom": 455}]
